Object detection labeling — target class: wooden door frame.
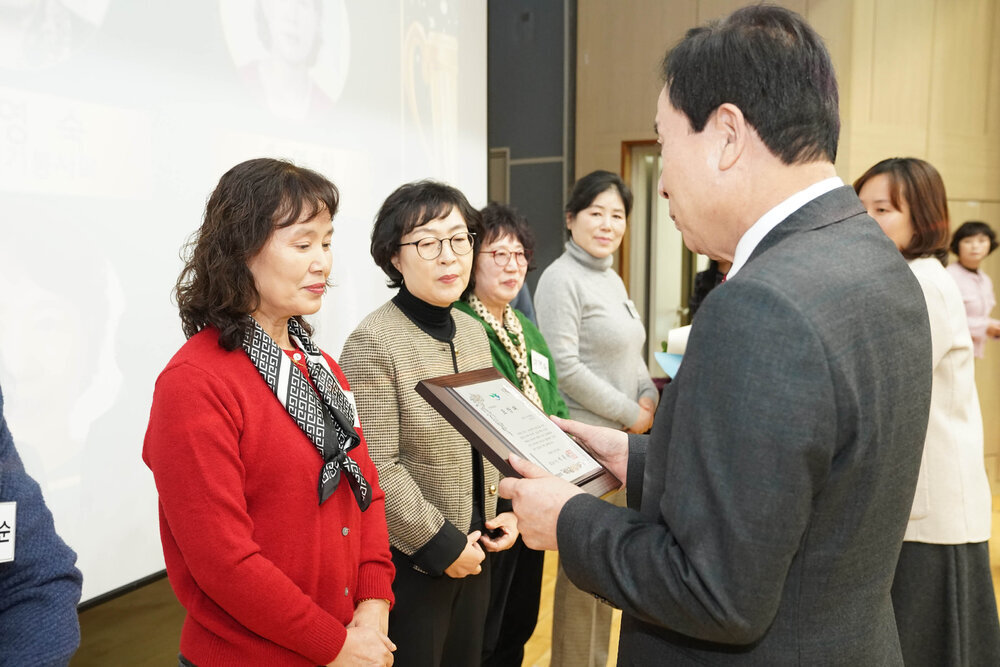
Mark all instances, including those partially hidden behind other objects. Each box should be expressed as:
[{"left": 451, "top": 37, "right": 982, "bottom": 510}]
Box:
[
  {"left": 619, "top": 139, "right": 696, "bottom": 326},
  {"left": 619, "top": 139, "right": 659, "bottom": 291}
]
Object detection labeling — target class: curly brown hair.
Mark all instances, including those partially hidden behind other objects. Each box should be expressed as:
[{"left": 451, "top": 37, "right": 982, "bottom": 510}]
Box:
[{"left": 175, "top": 158, "right": 340, "bottom": 350}]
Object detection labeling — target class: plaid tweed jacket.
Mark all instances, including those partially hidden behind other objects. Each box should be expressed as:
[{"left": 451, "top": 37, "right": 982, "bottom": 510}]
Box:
[{"left": 340, "top": 300, "right": 499, "bottom": 575}]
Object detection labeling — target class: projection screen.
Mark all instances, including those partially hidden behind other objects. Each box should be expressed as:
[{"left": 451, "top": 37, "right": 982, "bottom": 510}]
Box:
[{"left": 0, "top": 0, "right": 486, "bottom": 602}]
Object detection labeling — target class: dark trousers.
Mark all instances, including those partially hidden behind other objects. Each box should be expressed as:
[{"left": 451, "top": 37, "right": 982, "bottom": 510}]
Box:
[
  {"left": 389, "top": 547, "right": 492, "bottom": 667},
  {"left": 892, "top": 540, "right": 1000, "bottom": 667},
  {"left": 481, "top": 538, "right": 544, "bottom": 667}
]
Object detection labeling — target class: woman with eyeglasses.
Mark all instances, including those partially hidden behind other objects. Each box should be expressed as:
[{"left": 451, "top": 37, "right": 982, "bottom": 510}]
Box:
[
  {"left": 340, "top": 181, "right": 519, "bottom": 667},
  {"left": 534, "top": 169, "right": 659, "bottom": 667},
  {"left": 452, "top": 203, "right": 569, "bottom": 667}
]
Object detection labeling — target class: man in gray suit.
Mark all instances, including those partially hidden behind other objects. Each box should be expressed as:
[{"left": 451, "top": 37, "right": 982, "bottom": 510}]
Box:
[{"left": 500, "top": 5, "right": 932, "bottom": 664}]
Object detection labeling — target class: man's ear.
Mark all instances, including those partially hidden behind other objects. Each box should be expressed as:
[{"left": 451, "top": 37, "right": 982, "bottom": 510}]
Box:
[{"left": 712, "top": 103, "right": 747, "bottom": 171}]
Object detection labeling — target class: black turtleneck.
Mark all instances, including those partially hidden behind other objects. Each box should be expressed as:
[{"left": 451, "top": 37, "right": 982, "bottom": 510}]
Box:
[{"left": 392, "top": 285, "right": 456, "bottom": 342}]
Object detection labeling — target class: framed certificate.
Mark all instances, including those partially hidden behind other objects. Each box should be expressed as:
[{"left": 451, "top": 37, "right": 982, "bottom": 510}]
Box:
[{"left": 416, "top": 368, "right": 621, "bottom": 497}]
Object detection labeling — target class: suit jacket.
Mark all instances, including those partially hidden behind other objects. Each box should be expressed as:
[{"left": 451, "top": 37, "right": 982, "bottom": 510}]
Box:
[{"left": 557, "top": 187, "right": 933, "bottom": 665}]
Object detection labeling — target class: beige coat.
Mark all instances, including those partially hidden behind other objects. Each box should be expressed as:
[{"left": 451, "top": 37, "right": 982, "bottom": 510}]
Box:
[
  {"left": 340, "top": 300, "right": 499, "bottom": 574},
  {"left": 904, "top": 257, "right": 992, "bottom": 544}
]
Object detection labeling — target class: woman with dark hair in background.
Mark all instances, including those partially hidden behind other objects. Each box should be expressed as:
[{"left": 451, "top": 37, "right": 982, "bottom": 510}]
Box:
[
  {"left": 689, "top": 258, "right": 731, "bottom": 318},
  {"left": 453, "top": 203, "right": 569, "bottom": 667},
  {"left": 144, "top": 158, "right": 395, "bottom": 667},
  {"left": 856, "top": 157, "right": 1000, "bottom": 666},
  {"left": 947, "top": 221, "right": 1000, "bottom": 358},
  {"left": 534, "top": 170, "right": 658, "bottom": 667},
  {"left": 340, "top": 182, "right": 519, "bottom": 667}
]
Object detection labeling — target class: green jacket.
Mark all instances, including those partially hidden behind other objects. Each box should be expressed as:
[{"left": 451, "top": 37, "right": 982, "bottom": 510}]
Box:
[{"left": 453, "top": 301, "right": 570, "bottom": 419}]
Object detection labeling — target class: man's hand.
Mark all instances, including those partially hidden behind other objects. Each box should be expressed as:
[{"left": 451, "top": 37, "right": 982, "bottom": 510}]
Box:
[
  {"left": 551, "top": 416, "right": 631, "bottom": 483},
  {"left": 498, "top": 454, "right": 585, "bottom": 551},
  {"left": 444, "top": 531, "right": 486, "bottom": 578},
  {"left": 480, "top": 511, "right": 518, "bottom": 552}
]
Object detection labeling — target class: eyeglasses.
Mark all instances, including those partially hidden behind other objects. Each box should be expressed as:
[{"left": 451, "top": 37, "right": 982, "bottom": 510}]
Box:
[
  {"left": 398, "top": 232, "right": 476, "bottom": 260},
  {"left": 480, "top": 249, "right": 529, "bottom": 267}
]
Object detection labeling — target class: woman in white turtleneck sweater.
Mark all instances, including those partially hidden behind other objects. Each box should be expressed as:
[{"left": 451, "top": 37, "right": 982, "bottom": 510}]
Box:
[{"left": 534, "top": 170, "right": 658, "bottom": 667}]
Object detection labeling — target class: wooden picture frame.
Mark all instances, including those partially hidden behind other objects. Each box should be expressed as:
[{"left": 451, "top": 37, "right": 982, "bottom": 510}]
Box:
[{"left": 416, "top": 367, "right": 621, "bottom": 497}]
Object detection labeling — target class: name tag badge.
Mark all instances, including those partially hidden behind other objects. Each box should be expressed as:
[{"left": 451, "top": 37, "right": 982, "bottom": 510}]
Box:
[
  {"left": 625, "top": 299, "right": 640, "bottom": 319},
  {"left": 530, "top": 349, "right": 551, "bottom": 381},
  {"left": 342, "top": 390, "right": 361, "bottom": 428},
  {"left": 0, "top": 502, "right": 16, "bottom": 563}
]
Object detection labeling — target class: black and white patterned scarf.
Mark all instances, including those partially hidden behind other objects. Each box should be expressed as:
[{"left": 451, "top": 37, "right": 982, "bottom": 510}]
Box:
[{"left": 241, "top": 316, "right": 372, "bottom": 510}]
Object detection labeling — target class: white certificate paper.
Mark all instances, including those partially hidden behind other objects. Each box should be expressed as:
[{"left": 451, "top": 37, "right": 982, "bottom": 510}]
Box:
[{"left": 453, "top": 378, "right": 602, "bottom": 484}]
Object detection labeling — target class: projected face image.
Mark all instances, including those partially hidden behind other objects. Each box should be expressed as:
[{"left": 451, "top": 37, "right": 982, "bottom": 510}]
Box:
[
  {"left": 0, "top": 279, "right": 81, "bottom": 401},
  {"left": 258, "top": 0, "right": 320, "bottom": 68},
  {"left": 219, "top": 0, "right": 350, "bottom": 121},
  {"left": 0, "top": 254, "right": 123, "bottom": 473},
  {"left": 0, "top": 0, "right": 107, "bottom": 70}
]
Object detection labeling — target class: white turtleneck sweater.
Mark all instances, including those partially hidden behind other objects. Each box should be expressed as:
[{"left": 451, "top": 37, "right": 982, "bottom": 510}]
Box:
[{"left": 534, "top": 240, "right": 658, "bottom": 429}]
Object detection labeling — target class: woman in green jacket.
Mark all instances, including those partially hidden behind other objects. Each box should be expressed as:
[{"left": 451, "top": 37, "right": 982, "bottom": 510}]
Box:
[{"left": 454, "top": 203, "right": 568, "bottom": 667}]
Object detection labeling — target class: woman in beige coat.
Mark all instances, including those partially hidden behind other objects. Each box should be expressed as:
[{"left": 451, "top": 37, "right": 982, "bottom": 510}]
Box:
[{"left": 340, "top": 180, "right": 518, "bottom": 667}]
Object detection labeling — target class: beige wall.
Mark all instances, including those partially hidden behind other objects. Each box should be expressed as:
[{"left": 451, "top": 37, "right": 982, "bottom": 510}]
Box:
[{"left": 577, "top": 0, "right": 1000, "bottom": 489}]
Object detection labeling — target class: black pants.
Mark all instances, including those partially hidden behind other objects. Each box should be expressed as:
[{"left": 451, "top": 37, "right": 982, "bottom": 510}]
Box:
[
  {"left": 481, "top": 538, "right": 544, "bottom": 667},
  {"left": 389, "top": 547, "right": 492, "bottom": 667}
]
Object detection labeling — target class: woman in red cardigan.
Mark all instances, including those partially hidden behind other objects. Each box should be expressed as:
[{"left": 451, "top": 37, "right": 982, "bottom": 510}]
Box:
[{"left": 143, "top": 158, "right": 395, "bottom": 667}]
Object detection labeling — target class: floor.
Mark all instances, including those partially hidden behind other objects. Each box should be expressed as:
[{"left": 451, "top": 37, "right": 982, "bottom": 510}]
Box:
[
  {"left": 74, "top": 577, "right": 181, "bottom": 666},
  {"left": 73, "top": 497, "right": 1000, "bottom": 666},
  {"left": 521, "top": 551, "right": 621, "bottom": 667}
]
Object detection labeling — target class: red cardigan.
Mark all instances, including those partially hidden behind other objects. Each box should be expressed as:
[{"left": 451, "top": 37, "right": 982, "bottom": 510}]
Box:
[{"left": 143, "top": 328, "right": 394, "bottom": 666}]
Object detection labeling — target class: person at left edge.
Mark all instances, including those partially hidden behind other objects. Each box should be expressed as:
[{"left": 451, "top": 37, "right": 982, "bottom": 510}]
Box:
[
  {"left": 143, "top": 158, "right": 395, "bottom": 667},
  {"left": 0, "top": 382, "right": 83, "bottom": 666},
  {"left": 340, "top": 181, "right": 519, "bottom": 667},
  {"left": 453, "top": 203, "right": 570, "bottom": 667}
]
